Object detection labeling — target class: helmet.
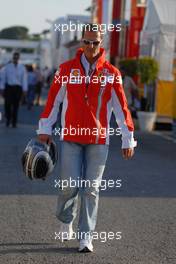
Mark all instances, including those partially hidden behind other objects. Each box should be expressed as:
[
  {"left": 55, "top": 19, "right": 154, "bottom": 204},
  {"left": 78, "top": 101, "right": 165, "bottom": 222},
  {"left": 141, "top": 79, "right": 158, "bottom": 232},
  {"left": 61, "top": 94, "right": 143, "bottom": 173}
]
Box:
[{"left": 21, "top": 138, "right": 58, "bottom": 180}]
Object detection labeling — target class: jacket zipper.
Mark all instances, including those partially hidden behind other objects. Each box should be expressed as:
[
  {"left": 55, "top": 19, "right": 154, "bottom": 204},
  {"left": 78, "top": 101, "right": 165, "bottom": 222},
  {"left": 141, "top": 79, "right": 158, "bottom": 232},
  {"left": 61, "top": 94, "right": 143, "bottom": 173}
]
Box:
[
  {"left": 85, "top": 68, "right": 96, "bottom": 104},
  {"left": 80, "top": 60, "right": 90, "bottom": 103},
  {"left": 80, "top": 61, "right": 103, "bottom": 143}
]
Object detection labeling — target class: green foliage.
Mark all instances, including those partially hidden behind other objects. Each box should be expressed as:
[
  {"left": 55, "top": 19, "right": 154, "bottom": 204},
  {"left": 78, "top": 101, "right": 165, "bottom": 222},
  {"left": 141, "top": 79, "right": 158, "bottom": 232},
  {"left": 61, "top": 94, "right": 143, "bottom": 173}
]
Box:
[
  {"left": 138, "top": 57, "right": 159, "bottom": 84},
  {"left": 0, "top": 26, "right": 29, "bottom": 40},
  {"left": 119, "top": 57, "right": 159, "bottom": 84},
  {"left": 29, "top": 34, "right": 41, "bottom": 41},
  {"left": 119, "top": 58, "right": 138, "bottom": 77},
  {"left": 119, "top": 57, "right": 159, "bottom": 112}
]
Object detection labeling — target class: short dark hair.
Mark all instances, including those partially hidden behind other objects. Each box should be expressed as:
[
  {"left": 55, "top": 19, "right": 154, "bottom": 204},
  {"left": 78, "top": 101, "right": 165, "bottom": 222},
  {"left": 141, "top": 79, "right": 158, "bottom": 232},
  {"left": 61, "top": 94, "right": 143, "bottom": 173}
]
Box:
[
  {"left": 13, "top": 51, "right": 20, "bottom": 57},
  {"left": 82, "top": 23, "right": 102, "bottom": 38}
]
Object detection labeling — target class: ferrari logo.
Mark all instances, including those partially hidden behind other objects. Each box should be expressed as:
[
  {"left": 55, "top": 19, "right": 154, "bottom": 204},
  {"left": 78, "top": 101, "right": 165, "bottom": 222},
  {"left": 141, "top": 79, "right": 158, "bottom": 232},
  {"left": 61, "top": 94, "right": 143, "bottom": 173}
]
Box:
[{"left": 71, "top": 69, "right": 80, "bottom": 76}]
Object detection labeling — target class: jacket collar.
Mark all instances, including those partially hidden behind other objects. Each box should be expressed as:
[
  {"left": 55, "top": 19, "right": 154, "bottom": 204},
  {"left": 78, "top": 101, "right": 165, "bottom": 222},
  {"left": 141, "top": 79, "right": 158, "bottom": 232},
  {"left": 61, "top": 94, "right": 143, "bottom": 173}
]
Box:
[{"left": 76, "top": 48, "right": 106, "bottom": 71}]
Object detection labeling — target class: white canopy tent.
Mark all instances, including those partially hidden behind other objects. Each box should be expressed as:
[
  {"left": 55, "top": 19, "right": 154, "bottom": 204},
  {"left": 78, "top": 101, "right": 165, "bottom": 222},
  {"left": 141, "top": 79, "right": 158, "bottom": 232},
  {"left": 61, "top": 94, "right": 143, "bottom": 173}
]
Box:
[{"left": 140, "top": 0, "right": 176, "bottom": 81}]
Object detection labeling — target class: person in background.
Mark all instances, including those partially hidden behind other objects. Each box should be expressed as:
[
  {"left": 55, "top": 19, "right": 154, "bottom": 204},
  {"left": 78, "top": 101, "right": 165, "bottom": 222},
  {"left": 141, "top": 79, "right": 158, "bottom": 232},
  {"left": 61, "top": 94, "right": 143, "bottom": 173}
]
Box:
[
  {"left": 0, "top": 64, "right": 4, "bottom": 121},
  {"left": 35, "top": 66, "right": 43, "bottom": 106},
  {"left": 43, "top": 66, "right": 51, "bottom": 90},
  {"left": 0, "top": 52, "right": 27, "bottom": 128},
  {"left": 120, "top": 67, "right": 139, "bottom": 118},
  {"left": 0, "top": 64, "right": 3, "bottom": 91},
  {"left": 26, "top": 65, "right": 37, "bottom": 110}
]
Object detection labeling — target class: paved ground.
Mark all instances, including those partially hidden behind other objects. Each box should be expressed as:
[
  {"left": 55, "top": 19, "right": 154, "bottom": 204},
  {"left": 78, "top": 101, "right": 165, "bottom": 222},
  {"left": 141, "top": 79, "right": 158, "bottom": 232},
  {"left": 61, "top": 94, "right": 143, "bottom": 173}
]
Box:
[{"left": 0, "top": 100, "right": 176, "bottom": 264}]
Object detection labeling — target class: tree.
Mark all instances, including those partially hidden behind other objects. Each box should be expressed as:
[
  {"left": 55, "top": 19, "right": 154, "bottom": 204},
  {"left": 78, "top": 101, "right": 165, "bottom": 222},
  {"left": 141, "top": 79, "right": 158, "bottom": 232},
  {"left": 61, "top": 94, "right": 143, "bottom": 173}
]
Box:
[
  {"left": 0, "top": 26, "right": 29, "bottom": 40},
  {"left": 119, "top": 58, "right": 138, "bottom": 77},
  {"left": 138, "top": 57, "right": 159, "bottom": 111}
]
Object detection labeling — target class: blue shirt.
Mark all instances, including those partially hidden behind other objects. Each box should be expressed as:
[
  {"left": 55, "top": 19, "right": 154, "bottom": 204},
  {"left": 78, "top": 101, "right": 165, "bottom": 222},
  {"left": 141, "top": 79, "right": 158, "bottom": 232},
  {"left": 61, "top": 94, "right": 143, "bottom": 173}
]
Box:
[{"left": 28, "top": 72, "right": 37, "bottom": 86}]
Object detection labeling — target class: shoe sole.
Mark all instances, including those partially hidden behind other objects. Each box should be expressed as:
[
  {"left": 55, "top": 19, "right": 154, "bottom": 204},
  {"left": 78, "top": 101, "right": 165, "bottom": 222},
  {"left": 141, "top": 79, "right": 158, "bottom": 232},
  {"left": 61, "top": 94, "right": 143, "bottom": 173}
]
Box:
[{"left": 78, "top": 246, "right": 93, "bottom": 253}]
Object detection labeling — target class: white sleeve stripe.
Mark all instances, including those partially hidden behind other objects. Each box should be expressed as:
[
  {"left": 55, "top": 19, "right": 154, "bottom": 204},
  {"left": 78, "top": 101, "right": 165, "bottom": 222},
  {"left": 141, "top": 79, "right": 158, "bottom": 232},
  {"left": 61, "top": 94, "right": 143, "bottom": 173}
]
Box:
[
  {"left": 111, "top": 88, "right": 137, "bottom": 148},
  {"left": 60, "top": 90, "right": 68, "bottom": 140},
  {"left": 105, "top": 99, "right": 113, "bottom": 145},
  {"left": 112, "top": 88, "right": 131, "bottom": 136}
]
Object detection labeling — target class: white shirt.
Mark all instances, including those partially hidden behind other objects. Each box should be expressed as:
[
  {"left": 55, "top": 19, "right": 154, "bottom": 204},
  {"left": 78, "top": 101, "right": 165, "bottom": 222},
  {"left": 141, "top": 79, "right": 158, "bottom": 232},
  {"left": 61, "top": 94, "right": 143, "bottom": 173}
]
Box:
[{"left": 0, "top": 62, "right": 28, "bottom": 91}]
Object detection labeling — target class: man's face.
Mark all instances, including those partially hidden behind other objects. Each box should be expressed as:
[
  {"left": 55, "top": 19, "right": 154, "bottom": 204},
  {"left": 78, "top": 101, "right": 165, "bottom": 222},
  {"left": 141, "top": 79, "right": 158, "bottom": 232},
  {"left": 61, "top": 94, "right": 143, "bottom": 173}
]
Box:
[
  {"left": 81, "top": 31, "right": 102, "bottom": 60},
  {"left": 13, "top": 53, "right": 20, "bottom": 64}
]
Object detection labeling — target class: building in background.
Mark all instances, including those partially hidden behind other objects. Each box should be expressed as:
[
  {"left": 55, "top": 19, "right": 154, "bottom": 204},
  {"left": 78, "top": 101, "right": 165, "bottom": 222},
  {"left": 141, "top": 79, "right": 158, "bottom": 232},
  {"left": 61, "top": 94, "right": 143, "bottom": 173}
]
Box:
[
  {"left": 91, "top": 0, "right": 146, "bottom": 63},
  {"left": 125, "top": 0, "right": 146, "bottom": 58},
  {"left": 140, "top": 0, "right": 176, "bottom": 121},
  {"left": 0, "top": 39, "right": 40, "bottom": 65},
  {"left": 110, "top": 0, "right": 122, "bottom": 64},
  {"left": 140, "top": 0, "right": 175, "bottom": 81},
  {"left": 91, "top": 0, "right": 176, "bottom": 122},
  {"left": 0, "top": 38, "right": 52, "bottom": 69},
  {"left": 110, "top": 0, "right": 146, "bottom": 63}
]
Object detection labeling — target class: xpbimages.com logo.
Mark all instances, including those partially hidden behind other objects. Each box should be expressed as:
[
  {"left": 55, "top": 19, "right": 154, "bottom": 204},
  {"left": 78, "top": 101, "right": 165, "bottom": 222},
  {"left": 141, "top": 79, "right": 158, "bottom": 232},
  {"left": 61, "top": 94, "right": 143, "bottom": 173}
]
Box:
[
  {"left": 54, "top": 230, "right": 122, "bottom": 243},
  {"left": 54, "top": 73, "right": 123, "bottom": 86},
  {"left": 53, "top": 126, "right": 122, "bottom": 138},
  {"left": 54, "top": 22, "right": 121, "bottom": 35},
  {"left": 54, "top": 177, "right": 122, "bottom": 191}
]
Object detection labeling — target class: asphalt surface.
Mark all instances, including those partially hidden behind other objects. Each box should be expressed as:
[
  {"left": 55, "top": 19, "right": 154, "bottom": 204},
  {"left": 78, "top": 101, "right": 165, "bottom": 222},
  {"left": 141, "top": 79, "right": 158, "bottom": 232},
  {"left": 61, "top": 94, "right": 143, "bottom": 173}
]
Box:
[{"left": 0, "top": 101, "right": 176, "bottom": 264}]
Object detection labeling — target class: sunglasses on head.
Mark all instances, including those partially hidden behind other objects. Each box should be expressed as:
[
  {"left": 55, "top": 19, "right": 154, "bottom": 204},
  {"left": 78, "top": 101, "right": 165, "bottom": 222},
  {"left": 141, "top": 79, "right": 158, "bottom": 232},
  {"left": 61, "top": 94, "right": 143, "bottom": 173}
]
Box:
[{"left": 82, "top": 39, "right": 101, "bottom": 46}]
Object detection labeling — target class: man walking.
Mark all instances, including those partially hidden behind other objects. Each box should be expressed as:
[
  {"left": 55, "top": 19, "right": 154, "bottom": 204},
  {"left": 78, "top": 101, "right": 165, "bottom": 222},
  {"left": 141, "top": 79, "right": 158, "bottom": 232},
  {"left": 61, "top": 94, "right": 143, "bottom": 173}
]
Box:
[
  {"left": 37, "top": 24, "right": 137, "bottom": 252},
  {"left": 0, "top": 52, "right": 27, "bottom": 127}
]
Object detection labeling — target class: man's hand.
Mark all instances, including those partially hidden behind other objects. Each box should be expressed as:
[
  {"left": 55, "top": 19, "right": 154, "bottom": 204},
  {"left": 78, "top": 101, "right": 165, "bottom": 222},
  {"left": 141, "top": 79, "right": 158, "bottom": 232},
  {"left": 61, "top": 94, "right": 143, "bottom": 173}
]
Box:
[
  {"left": 122, "top": 148, "right": 134, "bottom": 160},
  {"left": 38, "top": 134, "right": 52, "bottom": 145}
]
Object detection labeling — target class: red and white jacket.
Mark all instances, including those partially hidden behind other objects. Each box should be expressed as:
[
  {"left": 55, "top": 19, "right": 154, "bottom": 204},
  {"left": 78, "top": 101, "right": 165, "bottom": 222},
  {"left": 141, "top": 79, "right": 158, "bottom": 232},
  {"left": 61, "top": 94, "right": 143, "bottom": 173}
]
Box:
[{"left": 37, "top": 48, "right": 137, "bottom": 148}]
